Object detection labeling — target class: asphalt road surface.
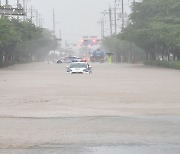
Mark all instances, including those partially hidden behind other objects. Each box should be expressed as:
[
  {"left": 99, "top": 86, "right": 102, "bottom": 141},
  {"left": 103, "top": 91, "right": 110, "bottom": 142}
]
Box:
[{"left": 0, "top": 62, "right": 180, "bottom": 154}]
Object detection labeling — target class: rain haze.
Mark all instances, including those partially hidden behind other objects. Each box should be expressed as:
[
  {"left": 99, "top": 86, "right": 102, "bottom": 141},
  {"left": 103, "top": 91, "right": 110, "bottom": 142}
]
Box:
[
  {"left": 10, "top": 0, "right": 131, "bottom": 43},
  {"left": 31, "top": 0, "right": 115, "bottom": 43},
  {"left": 0, "top": 0, "right": 180, "bottom": 154}
]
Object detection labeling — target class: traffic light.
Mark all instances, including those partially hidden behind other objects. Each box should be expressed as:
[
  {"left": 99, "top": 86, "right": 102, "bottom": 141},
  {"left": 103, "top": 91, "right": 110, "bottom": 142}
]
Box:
[
  {"left": 91, "top": 39, "right": 101, "bottom": 45},
  {"left": 92, "top": 39, "right": 97, "bottom": 43},
  {"left": 81, "top": 39, "right": 90, "bottom": 46},
  {"left": 80, "top": 37, "right": 101, "bottom": 46}
]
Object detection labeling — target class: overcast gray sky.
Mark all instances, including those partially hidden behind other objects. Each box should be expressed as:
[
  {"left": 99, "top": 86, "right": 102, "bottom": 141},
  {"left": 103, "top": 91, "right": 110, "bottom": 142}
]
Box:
[
  {"left": 8, "top": 0, "right": 133, "bottom": 44},
  {"left": 30, "top": 0, "right": 114, "bottom": 43}
]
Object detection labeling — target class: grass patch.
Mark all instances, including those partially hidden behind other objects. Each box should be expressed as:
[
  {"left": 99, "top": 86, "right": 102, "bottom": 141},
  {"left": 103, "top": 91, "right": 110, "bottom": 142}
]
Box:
[
  {"left": 144, "top": 60, "right": 180, "bottom": 70},
  {"left": 0, "top": 62, "right": 16, "bottom": 68}
]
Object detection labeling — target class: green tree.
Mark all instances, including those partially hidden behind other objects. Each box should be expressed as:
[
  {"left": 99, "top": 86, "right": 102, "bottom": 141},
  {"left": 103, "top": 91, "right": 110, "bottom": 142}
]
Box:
[
  {"left": 0, "top": 17, "right": 20, "bottom": 63},
  {"left": 0, "top": 17, "right": 58, "bottom": 64},
  {"left": 122, "top": 0, "right": 180, "bottom": 60},
  {"left": 102, "top": 36, "right": 145, "bottom": 63}
]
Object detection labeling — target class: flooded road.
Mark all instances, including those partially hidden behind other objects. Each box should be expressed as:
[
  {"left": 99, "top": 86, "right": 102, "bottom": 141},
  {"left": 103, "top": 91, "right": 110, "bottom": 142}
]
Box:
[{"left": 0, "top": 62, "right": 180, "bottom": 153}]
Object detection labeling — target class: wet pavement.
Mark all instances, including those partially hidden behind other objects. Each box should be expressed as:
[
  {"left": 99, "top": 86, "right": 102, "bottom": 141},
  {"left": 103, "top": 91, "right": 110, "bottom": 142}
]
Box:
[{"left": 0, "top": 62, "right": 180, "bottom": 153}]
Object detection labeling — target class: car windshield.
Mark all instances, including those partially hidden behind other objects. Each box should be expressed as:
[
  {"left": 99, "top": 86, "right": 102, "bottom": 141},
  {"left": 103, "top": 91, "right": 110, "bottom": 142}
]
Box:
[{"left": 69, "top": 63, "right": 87, "bottom": 68}]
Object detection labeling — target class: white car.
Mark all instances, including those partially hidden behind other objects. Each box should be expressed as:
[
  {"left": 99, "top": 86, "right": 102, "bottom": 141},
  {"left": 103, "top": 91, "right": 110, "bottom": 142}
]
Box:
[
  {"left": 66, "top": 62, "right": 92, "bottom": 74},
  {"left": 57, "top": 56, "right": 79, "bottom": 63}
]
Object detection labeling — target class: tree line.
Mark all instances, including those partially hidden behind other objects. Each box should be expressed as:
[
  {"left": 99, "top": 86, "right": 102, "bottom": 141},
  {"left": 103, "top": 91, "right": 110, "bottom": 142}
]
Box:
[
  {"left": 102, "top": 0, "right": 180, "bottom": 62},
  {"left": 0, "top": 16, "right": 58, "bottom": 65}
]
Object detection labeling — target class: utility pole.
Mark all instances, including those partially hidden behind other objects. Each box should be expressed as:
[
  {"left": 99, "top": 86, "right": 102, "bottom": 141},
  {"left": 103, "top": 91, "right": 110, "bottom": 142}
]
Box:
[
  {"left": 65, "top": 40, "right": 68, "bottom": 55},
  {"left": 101, "top": 16, "right": 105, "bottom": 39},
  {"left": 38, "top": 14, "right": 41, "bottom": 27},
  {"left": 38, "top": 14, "right": 43, "bottom": 28},
  {"left": 23, "top": 0, "right": 25, "bottom": 20},
  {"left": 53, "top": 9, "right": 56, "bottom": 35},
  {"left": 59, "top": 29, "right": 62, "bottom": 48},
  {"left": 132, "top": 0, "right": 136, "bottom": 63},
  {"left": 35, "top": 10, "right": 38, "bottom": 26},
  {"left": 17, "top": 0, "right": 19, "bottom": 20},
  {"left": 30, "top": 6, "right": 33, "bottom": 22},
  {"left": 114, "top": 4, "right": 117, "bottom": 34},
  {"left": 109, "top": 6, "right": 113, "bottom": 36},
  {"left": 121, "top": 0, "right": 124, "bottom": 30},
  {"left": 101, "top": 11, "right": 107, "bottom": 38}
]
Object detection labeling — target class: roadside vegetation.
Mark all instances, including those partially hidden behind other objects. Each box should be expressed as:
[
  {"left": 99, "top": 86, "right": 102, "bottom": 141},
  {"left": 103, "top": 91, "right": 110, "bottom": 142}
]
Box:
[
  {"left": 102, "top": 0, "right": 180, "bottom": 69},
  {"left": 144, "top": 60, "right": 180, "bottom": 70},
  {"left": 102, "top": 36, "right": 145, "bottom": 63},
  {"left": 0, "top": 17, "right": 58, "bottom": 67}
]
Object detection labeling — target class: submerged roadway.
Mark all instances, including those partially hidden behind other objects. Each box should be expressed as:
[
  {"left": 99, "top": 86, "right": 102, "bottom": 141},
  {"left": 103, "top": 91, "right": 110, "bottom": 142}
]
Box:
[{"left": 0, "top": 62, "right": 180, "bottom": 154}]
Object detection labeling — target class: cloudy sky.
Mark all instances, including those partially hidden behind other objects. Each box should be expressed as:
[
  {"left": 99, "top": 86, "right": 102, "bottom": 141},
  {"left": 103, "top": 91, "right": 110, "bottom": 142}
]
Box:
[
  {"left": 8, "top": 0, "right": 133, "bottom": 44},
  {"left": 30, "top": 0, "right": 114, "bottom": 43}
]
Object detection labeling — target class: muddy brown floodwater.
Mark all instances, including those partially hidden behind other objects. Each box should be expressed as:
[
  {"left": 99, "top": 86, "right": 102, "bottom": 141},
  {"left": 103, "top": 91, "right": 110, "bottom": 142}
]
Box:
[{"left": 0, "top": 62, "right": 180, "bottom": 154}]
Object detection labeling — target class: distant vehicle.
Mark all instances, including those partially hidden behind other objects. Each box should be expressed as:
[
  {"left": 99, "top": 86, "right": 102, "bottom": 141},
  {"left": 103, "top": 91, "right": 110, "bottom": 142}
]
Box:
[
  {"left": 57, "top": 59, "right": 63, "bottom": 63},
  {"left": 71, "top": 57, "right": 82, "bottom": 62},
  {"left": 80, "top": 58, "right": 88, "bottom": 62},
  {"left": 90, "top": 49, "right": 104, "bottom": 62},
  {"left": 66, "top": 62, "right": 92, "bottom": 74},
  {"left": 57, "top": 56, "right": 79, "bottom": 63}
]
